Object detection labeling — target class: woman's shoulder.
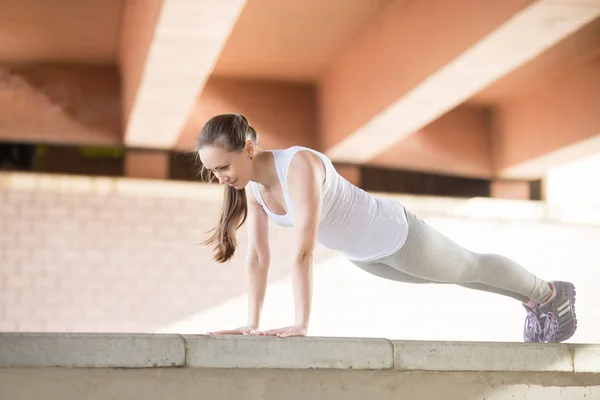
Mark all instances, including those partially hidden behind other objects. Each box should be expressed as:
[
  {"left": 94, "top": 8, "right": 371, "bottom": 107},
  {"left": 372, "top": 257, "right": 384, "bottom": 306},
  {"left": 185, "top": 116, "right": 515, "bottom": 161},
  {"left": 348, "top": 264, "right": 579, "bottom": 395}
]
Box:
[{"left": 245, "top": 181, "right": 262, "bottom": 205}]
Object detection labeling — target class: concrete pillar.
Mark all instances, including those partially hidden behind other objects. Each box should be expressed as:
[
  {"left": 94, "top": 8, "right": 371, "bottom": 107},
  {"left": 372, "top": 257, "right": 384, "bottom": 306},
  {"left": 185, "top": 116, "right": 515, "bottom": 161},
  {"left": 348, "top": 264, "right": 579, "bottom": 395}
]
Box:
[
  {"left": 490, "top": 180, "right": 531, "bottom": 200},
  {"left": 334, "top": 164, "right": 361, "bottom": 187},
  {"left": 124, "top": 150, "right": 170, "bottom": 180}
]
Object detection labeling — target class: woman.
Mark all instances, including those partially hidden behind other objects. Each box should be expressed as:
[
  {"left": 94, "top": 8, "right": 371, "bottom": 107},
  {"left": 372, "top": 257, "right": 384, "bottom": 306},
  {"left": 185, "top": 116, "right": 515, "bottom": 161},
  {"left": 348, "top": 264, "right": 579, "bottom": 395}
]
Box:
[{"left": 197, "top": 113, "right": 577, "bottom": 343}]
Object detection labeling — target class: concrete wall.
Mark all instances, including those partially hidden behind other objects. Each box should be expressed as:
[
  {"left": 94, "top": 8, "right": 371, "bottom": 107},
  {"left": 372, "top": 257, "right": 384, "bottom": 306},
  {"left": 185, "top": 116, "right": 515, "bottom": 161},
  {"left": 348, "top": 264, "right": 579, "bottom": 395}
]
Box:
[
  {"left": 1, "top": 334, "right": 599, "bottom": 400},
  {"left": 1, "top": 171, "right": 599, "bottom": 344}
]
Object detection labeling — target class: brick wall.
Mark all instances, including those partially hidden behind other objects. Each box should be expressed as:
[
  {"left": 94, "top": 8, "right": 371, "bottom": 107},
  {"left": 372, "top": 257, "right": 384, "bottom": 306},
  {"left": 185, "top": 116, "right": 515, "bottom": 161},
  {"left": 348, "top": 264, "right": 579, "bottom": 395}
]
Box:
[
  {"left": 0, "top": 173, "right": 338, "bottom": 333},
  {"left": 1, "top": 172, "right": 599, "bottom": 343}
]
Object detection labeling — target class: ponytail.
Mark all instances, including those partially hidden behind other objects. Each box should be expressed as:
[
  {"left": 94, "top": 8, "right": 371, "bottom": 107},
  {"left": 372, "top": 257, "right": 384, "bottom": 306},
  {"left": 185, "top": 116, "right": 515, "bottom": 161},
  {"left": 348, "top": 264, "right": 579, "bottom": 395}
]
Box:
[
  {"left": 203, "top": 184, "right": 248, "bottom": 263},
  {"left": 197, "top": 112, "right": 257, "bottom": 263}
]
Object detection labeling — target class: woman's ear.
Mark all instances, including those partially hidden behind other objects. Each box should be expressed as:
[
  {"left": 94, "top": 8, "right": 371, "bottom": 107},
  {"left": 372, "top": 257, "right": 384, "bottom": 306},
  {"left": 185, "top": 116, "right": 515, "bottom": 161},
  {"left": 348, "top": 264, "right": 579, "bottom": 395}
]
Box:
[{"left": 245, "top": 139, "right": 255, "bottom": 159}]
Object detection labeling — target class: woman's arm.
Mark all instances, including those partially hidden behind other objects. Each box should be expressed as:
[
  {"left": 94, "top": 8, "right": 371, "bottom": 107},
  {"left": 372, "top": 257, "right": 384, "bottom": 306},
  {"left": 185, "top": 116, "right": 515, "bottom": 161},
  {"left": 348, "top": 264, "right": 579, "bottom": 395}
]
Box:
[
  {"left": 245, "top": 192, "right": 271, "bottom": 329},
  {"left": 208, "top": 188, "right": 270, "bottom": 336},
  {"left": 259, "top": 151, "right": 325, "bottom": 337}
]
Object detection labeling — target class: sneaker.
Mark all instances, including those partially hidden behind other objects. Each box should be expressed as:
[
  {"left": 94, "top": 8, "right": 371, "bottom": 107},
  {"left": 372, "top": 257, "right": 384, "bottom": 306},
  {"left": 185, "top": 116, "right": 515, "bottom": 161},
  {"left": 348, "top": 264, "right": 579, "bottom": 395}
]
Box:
[
  {"left": 537, "top": 281, "right": 578, "bottom": 343},
  {"left": 523, "top": 304, "right": 543, "bottom": 342}
]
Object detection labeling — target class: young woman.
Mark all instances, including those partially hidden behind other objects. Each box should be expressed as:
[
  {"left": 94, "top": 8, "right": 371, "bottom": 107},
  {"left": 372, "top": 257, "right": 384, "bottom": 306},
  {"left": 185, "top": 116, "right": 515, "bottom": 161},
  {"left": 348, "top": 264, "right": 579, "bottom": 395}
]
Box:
[{"left": 197, "top": 113, "right": 577, "bottom": 343}]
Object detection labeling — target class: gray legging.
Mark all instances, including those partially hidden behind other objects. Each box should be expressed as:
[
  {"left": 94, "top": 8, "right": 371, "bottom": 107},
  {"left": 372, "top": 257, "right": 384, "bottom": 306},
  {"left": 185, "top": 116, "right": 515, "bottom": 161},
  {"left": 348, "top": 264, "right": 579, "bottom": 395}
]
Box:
[{"left": 349, "top": 209, "right": 551, "bottom": 303}]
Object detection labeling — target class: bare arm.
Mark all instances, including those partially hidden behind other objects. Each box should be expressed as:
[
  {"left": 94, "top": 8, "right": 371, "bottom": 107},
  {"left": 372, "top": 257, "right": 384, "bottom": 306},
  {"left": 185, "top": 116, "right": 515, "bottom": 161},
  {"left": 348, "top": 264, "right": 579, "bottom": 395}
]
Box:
[
  {"left": 252, "top": 151, "right": 325, "bottom": 338},
  {"left": 285, "top": 152, "right": 325, "bottom": 330},
  {"left": 245, "top": 189, "right": 271, "bottom": 330},
  {"left": 208, "top": 188, "right": 270, "bottom": 336}
]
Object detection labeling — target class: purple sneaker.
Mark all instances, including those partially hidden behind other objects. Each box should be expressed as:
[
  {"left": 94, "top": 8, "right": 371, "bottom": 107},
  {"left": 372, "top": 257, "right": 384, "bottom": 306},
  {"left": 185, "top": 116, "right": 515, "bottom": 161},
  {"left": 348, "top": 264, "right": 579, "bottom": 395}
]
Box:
[
  {"left": 523, "top": 304, "right": 543, "bottom": 342},
  {"left": 537, "top": 281, "right": 578, "bottom": 343}
]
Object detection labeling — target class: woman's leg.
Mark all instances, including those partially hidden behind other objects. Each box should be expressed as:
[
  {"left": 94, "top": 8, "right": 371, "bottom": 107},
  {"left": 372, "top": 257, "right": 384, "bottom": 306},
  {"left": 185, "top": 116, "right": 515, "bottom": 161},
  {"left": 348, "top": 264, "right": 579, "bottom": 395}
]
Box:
[
  {"left": 352, "top": 208, "right": 577, "bottom": 342},
  {"left": 379, "top": 209, "right": 551, "bottom": 304},
  {"left": 350, "top": 259, "right": 526, "bottom": 301}
]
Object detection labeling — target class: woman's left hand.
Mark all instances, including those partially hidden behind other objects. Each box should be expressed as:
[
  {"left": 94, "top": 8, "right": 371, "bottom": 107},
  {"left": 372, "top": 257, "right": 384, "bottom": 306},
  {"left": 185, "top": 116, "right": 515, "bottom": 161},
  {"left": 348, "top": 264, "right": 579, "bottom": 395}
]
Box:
[{"left": 258, "top": 324, "right": 307, "bottom": 338}]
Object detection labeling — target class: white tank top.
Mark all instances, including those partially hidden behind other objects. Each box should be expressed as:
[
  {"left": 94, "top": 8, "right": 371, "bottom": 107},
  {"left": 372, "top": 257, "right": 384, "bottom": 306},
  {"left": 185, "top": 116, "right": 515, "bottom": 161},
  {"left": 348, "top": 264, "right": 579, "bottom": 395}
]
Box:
[{"left": 250, "top": 146, "right": 409, "bottom": 262}]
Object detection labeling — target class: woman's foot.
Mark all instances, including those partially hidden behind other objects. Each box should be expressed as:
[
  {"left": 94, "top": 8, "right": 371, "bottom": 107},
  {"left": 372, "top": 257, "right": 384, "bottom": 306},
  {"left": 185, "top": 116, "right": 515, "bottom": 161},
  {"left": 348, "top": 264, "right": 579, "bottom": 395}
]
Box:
[
  {"left": 523, "top": 281, "right": 577, "bottom": 343},
  {"left": 537, "top": 281, "right": 578, "bottom": 343},
  {"left": 523, "top": 303, "right": 543, "bottom": 342}
]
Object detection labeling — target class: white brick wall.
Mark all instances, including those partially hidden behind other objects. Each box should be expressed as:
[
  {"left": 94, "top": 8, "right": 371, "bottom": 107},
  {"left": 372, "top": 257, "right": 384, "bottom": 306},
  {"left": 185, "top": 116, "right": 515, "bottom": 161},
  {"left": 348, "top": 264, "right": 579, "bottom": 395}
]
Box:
[
  {"left": 1, "top": 172, "right": 599, "bottom": 343},
  {"left": 0, "top": 173, "right": 338, "bottom": 333}
]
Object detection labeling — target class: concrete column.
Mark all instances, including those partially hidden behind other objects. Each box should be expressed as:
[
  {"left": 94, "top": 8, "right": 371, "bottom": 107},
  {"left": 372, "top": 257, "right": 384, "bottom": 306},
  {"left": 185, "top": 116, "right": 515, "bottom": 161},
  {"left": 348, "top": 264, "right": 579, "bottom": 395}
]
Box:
[
  {"left": 490, "top": 180, "right": 531, "bottom": 200},
  {"left": 124, "top": 150, "right": 169, "bottom": 180},
  {"left": 334, "top": 164, "right": 361, "bottom": 187}
]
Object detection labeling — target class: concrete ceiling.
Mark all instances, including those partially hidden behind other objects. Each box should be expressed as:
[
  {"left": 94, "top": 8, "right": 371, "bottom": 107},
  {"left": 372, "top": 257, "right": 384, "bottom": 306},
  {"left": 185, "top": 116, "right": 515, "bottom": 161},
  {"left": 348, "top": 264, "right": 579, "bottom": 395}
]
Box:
[
  {"left": 321, "top": 0, "right": 600, "bottom": 164},
  {"left": 0, "top": 0, "right": 124, "bottom": 64},
  {"left": 469, "top": 14, "right": 600, "bottom": 105},
  {"left": 119, "top": 0, "right": 248, "bottom": 149},
  {"left": 211, "top": 0, "right": 397, "bottom": 81},
  {"left": 1, "top": 0, "right": 600, "bottom": 182}
]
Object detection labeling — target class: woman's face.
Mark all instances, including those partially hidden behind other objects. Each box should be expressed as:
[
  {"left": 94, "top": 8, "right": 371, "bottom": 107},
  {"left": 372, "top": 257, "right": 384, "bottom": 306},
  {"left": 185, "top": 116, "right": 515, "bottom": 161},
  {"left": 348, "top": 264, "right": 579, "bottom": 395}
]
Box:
[{"left": 199, "top": 144, "right": 253, "bottom": 190}]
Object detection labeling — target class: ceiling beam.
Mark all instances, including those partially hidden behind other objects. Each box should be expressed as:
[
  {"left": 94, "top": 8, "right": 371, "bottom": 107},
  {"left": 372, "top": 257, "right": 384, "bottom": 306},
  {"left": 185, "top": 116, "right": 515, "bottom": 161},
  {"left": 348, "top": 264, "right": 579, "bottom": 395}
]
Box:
[
  {"left": 121, "top": 0, "right": 247, "bottom": 149},
  {"left": 319, "top": 0, "right": 600, "bottom": 164},
  {"left": 494, "top": 52, "right": 600, "bottom": 179}
]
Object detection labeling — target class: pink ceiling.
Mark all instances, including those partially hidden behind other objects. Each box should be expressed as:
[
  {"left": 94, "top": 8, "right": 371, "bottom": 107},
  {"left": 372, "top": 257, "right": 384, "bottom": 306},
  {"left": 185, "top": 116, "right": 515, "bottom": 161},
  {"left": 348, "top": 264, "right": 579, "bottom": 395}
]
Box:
[
  {"left": 0, "top": 0, "right": 598, "bottom": 181},
  {"left": 469, "top": 17, "right": 600, "bottom": 106},
  {"left": 211, "top": 0, "right": 396, "bottom": 81},
  {"left": 0, "top": 0, "right": 124, "bottom": 64}
]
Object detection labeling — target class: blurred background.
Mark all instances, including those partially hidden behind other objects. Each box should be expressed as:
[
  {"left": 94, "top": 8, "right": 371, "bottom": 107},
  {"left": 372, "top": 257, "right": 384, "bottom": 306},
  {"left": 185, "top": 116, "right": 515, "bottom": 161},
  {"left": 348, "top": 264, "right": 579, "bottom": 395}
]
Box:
[{"left": 1, "top": 0, "right": 599, "bottom": 343}]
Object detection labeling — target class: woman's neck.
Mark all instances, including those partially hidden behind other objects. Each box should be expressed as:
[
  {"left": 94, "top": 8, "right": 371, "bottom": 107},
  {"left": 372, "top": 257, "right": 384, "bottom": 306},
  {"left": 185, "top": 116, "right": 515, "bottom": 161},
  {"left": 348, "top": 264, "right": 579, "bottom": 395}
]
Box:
[{"left": 250, "top": 150, "right": 279, "bottom": 189}]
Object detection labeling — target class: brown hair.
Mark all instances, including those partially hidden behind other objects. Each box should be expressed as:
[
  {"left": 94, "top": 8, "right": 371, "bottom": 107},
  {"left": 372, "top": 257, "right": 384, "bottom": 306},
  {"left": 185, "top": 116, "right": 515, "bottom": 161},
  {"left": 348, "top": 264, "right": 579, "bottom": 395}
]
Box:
[{"left": 197, "top": 113, "right": 258, "bottom": 263}]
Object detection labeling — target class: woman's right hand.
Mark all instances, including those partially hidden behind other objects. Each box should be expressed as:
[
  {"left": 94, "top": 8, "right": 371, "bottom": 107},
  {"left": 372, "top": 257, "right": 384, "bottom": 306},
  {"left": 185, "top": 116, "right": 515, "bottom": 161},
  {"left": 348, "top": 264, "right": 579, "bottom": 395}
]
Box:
[{"left": 207, "top": 325, "right": 259, "bottom": 336}]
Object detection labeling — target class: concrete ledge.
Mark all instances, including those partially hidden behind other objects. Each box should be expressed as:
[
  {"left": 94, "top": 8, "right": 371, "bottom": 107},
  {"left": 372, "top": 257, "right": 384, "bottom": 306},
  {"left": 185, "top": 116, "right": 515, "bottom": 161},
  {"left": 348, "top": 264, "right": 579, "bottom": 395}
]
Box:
[
  {"left": 1, "top": 333, "right": 599, "bottom": 373},
  {"left": 186, "top": 335, "right": 393, "bottom": 369},
  {"left": 0, "top": 333, "right": 185, "bottom": 368},
  {"left": 393, "top": 341, "right": 573, "bottom": 372},
  {"left": 572, "top": 344, "right": 600, "bottom": 373}
]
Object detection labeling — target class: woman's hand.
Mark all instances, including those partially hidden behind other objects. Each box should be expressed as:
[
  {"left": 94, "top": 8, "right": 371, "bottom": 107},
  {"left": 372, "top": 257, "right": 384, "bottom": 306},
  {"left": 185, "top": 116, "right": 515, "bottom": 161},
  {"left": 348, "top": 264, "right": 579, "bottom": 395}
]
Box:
[
  {"left": 207, "top": 325, "right": 259, "bottom": 335},
  {"left": 258, "top": 324, "right": 307, "bottom": 338}
]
